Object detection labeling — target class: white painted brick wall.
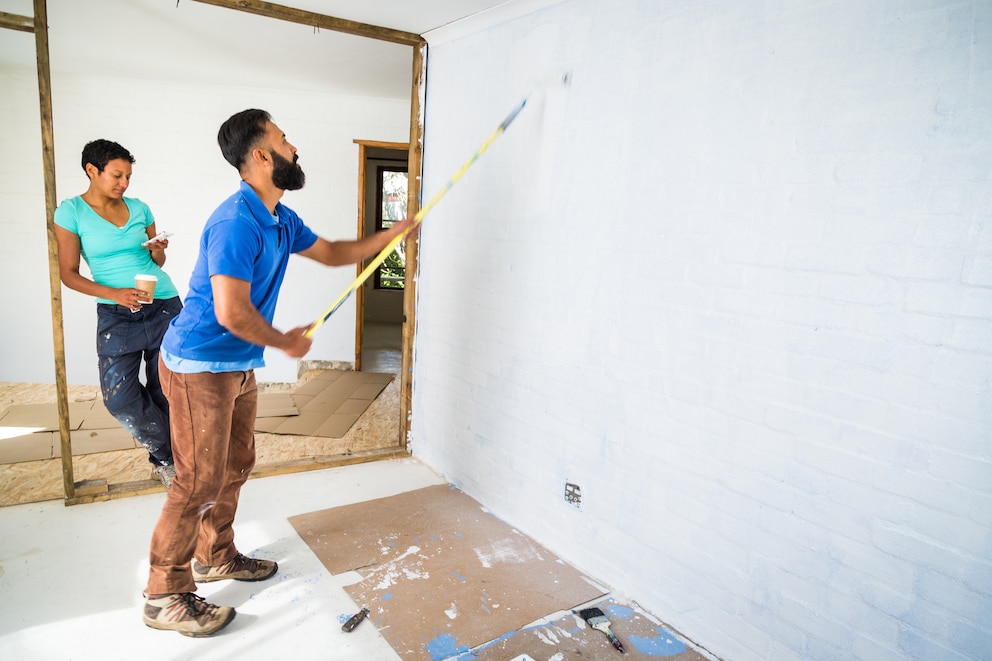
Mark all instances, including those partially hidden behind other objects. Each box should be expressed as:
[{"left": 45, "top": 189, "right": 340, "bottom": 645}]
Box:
[{"left": 413, "top": 0, "right": 992, "bottom": 659}]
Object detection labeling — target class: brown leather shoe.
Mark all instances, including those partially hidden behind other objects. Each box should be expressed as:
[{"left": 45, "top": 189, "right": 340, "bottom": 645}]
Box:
[
  {"left": 143, "top": 592, "right": 235, "bottom": 637},
  {"left": 192, "top": 553, "right": 278, "bottom": 583}
]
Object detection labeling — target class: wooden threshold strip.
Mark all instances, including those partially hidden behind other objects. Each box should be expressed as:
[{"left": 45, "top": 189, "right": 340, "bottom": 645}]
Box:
[{"left": 65, "top": 447, "right": 410, "bottom": 505}]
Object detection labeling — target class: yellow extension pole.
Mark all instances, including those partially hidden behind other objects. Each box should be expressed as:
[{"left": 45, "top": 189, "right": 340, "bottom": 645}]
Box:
[{"left": 305, "top": 96, "right": 529, "bottom": 337}]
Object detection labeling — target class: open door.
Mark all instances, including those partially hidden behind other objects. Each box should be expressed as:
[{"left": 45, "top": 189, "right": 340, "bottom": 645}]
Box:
[{"left": 354, "top": 141, "right": 409, "bottom": 375}]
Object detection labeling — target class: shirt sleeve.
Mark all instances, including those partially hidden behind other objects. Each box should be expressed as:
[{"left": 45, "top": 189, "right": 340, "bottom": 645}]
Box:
[
  {"left": 128, "top": 197, "right": 156, "bottom": 229},
  {"left": 53, "top": 198, "right": 79, "bottom": 233},
  {"left": 204, "top": 217, "right": 260, "bottom": 282}
]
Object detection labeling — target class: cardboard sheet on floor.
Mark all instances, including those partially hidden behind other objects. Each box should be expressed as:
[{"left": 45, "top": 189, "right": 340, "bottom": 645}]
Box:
[
  {"left": 0, "top": 401, "right": 137, "bottom": 463},
  {"left": 289, "top": 484, "right": 605, "bottom": 661},
  {"left": 0, "top": 401, "right": 94, "bottom": 432},
  {"left": 0, "top": 370, "right": 381, "bottom": 465},
  {"left": 255, "top": 393, "right": 299, "bottom": 418},
  {"left": 0, "top": 431, "right": 56, "bottom": 463},
  {"left": 254, "top": 371, "right": 393, "bottom": 438},
  {"left": 467, "top": 599, "right": 707, "bottom": 660}
]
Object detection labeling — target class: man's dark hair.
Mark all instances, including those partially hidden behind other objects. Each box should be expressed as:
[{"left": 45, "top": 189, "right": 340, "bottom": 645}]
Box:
[
  {"left": 218, "top": 109, "right": 271, "bottom": 171},
  {"left": 81, "top": 139, "right": 135, "bottom": 174}
]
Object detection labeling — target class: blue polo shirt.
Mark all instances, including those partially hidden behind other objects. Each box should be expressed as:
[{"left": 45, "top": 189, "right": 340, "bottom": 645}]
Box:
[{"left": 162, "top": 181, "right": 318, "bottom": 368}]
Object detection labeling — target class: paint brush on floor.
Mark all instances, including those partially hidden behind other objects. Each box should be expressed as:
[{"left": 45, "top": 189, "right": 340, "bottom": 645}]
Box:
[
  {"left": 579, "top": 606, "right": 626, "bottom": 653},
  {"left": 341, "top": 607, "right": 369, "bottom": 632}
]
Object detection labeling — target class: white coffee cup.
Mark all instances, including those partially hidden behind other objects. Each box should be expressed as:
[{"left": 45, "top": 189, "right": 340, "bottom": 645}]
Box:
[{"left": 135, "top": 274, "right": 157, "bottom": 304}]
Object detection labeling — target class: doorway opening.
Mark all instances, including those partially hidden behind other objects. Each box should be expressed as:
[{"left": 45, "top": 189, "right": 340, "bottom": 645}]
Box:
[{"left": 354, "top": 141, "right": 409, "bottom": 375}]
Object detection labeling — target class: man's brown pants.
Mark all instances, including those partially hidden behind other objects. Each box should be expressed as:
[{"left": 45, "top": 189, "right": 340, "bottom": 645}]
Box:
[{"left": 146, "top": 360, "right": 258, "bottom": 595}]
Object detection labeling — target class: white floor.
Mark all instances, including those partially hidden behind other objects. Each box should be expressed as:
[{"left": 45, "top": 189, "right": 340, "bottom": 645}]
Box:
[{"left": 0, "top": 457, "right": 448, "bottom": 660}]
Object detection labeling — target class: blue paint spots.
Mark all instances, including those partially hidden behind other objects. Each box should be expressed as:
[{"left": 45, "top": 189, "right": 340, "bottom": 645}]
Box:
[
  {"left": 454, "top": 532, "right": 464, "bottom": 538},
  {"left": 606, "top": 604, "right": 636, "bottom": 619},
  {"left": 336, "top": 613, "right": 351, "bottom": 625},
  {"left": 425, "top": 633, "right": 470, "bottom": 661},
  {"left": 382, "top": 593, "right": 393, "bottom": 601},
  {"left": 630, "top": 628, "right": 688, "bottom": 656},
  {"left": 450, "top": 570, "right": 467, "bottom": 582}
]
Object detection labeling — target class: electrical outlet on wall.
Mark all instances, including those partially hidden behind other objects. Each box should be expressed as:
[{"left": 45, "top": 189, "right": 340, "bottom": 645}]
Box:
[{"left": 565, "top": 482, "right": 581, "bottom": 509}]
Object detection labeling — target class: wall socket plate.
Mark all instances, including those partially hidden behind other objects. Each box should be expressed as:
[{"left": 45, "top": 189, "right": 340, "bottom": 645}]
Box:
[{"left": 565, "top": 482, "right": 582, "bottom": 509}]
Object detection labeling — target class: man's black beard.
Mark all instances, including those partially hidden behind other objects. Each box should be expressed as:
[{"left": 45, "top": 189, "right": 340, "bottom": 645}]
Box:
[{"left": 271, "top": 150, "right": 305, "bottom": 191}]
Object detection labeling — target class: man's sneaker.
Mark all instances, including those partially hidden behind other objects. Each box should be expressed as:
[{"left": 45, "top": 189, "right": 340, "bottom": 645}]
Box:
[
  {"left": 192, "top": 553, "right": 278, "bottom": 583},
  {"left": 143, "top": 592, "right": 235, "bottom": 637},
  {"left": 151, "top": 464, "right": 176, "bottom": 489}
]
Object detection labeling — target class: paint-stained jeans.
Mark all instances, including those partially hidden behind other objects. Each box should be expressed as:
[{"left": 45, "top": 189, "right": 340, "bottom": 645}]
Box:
[
  {"left": 96, "top": 297, "right": 181, "bottom": 466},
  {"left": 146, "top": 361, "right": 258, "bottom": 595}
]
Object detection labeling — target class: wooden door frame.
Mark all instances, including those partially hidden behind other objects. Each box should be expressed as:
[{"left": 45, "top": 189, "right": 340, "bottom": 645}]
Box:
[
  {"left": 353, "top": 140, "right": 410, "bottom": 374},
  {"left": 20, "top": 0, "right": 426, "bottom": 503}
]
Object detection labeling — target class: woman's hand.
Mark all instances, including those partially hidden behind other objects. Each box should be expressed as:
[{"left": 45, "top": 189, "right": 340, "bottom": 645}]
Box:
[
  {"left": 144, "top": 236, "right": 169, "bottom": 250},
  {"left": 115, "top": 288, "right": 150, "bottom": 312}
]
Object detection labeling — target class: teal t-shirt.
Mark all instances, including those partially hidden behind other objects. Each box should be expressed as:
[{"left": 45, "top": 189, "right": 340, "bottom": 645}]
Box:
[{"left": 53, "top": 196, "right": 179, "bottom": 304}]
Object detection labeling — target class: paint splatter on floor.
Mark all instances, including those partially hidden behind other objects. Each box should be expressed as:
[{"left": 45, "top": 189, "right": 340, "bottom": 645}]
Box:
[{"left": 426, "top": 633, "right": 471, "bottom": 661}]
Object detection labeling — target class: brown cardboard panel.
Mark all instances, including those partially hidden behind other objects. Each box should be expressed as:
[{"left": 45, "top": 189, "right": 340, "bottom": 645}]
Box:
[
  {"left": 292, "top": 394, "right": 315, "bottom": 409},
  {"left": 252, "top": 417, "right": 286, "bottom": 433},
  {"left": 58, "top": 427, "right": 137, "bottom": 456},
  {"left": 351, "top": 383, "right": 392, "bottom": 400},
  {"left": 289, "top": 484, "right": 605, "bottom": 661},
  {"left": 0, "top": 431, "right": 55, "bottom": 463},
  {"left": 0, "top": 401, "right": 94, "bottom": 432},
  {"left": 255, "top": 393, "right": 300, "bottom": 418},
  {"left": 468, "top": 599, "right": 707, "bottom": 660},
  {"left": 264, "top": 410, "right": 336, "bottom": 435},
  {"left": 295, "top": 371, "right": 344, "bottom": 394},
  {"left": 78, "top": 401, "right": 119, "bottom": 430},
  {"left": 313, "top": 413, "right": 361, "bottom": 438},
  {"left": 305, "top": 382, "right": 358, "bottom": 408},
  {"left": 335, "top": 398, "right": 376, "bottom": 415},
  {"left": 257, "top": 372, "right": 393, "bottom": 438}
]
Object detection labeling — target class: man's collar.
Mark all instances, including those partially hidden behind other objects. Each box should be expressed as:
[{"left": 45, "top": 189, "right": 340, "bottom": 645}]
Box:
[{"left": 239, "top": 180, "right": 281, "bottom": 227}]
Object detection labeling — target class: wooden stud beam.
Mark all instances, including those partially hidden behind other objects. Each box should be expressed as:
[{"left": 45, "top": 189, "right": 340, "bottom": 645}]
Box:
[
  {"left": 400, "top": 42, "right": 426, "bottom": 450},
  {"left": 0, "top": 10, "right": 34, "bottom": 32},
  {"left": 190, "top": 0, "right": 425, "bottom": 46},
  {"left": 30, "top": 0, "right": 75, "bottom": 501},
  {"left": 3, "top": 2, "right": 74, "bottom": 501}
]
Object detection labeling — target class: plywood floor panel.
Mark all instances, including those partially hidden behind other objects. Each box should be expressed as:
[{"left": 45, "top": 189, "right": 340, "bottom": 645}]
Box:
[
  {"left": 0, "top": 371, "right": 401, "bottom": 506},
  {"left": 289, "top": 484, "right": 607, "bottom": 661}
]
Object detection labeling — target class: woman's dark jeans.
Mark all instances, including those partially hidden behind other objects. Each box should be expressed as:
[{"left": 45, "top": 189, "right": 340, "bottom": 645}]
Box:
[{"left": 96, "top": 296, "right": 182, "bottom": 465}]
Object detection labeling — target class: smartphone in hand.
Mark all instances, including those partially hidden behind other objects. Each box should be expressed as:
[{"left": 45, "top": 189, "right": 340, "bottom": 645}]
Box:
[{"left": 142, "top": 231, "right": 173, "bottom": 247}]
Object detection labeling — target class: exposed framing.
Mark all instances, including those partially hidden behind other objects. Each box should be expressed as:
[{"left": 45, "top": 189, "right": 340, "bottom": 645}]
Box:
[
  {"left": 3, "top": 1, "right": 75, "bottom": 500},
  {"left": 16, "top": 0, "right": 426, "bottom": 504}
]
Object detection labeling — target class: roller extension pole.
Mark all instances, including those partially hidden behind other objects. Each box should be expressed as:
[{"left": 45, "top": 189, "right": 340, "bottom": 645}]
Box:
[{"left": 305, "top": 96, "right": 529, "bottom": 337}]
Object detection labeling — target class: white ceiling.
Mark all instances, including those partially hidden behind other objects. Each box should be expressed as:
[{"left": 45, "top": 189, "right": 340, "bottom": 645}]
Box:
[{"left": 0, "top": 0, "right": 510, "bottom": 98}]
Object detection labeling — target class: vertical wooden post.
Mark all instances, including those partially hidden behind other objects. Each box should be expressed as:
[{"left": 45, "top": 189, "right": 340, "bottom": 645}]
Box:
[
  {"left": 355, "top": 143, "right": 368, "bottom": 372},
  {"left": 33, "top": 0, "right": 74, "bottom": 500},
  {"left": 400, "top": 41, "right": 426, "bottom": 449}
]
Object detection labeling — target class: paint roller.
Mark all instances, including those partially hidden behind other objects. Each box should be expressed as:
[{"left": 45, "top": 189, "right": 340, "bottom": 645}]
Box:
[{"left": 304, "top": 70, "right": 573, "bottom": 338}]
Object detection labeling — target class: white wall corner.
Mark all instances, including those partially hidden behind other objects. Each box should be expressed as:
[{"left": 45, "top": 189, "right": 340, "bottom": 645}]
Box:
[{"left": 423, "top": 0, "right": 568, "bottom": 45}]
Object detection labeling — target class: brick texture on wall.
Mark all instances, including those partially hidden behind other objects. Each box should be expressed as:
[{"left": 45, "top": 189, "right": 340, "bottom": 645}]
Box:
[{"left": 412, "top": 1, "right": 992, "bottom": 659}]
